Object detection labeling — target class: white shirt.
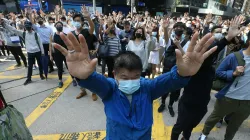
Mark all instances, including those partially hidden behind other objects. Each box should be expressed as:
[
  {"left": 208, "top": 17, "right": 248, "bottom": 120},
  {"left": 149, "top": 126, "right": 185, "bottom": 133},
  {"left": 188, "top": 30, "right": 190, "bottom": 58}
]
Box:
[
  {"left": 63, "top": 25, "right": 74, "bottom": 34},
  {"left": 4, "top": 21, "right": 44, "bottom": 54}
]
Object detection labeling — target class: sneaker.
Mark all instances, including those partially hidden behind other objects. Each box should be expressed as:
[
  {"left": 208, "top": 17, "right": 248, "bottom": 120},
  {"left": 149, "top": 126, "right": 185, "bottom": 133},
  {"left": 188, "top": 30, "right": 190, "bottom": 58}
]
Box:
[
  {"left": 72, "top": 80, "right": 77, "bottom": 87},
  {"left": 198, "top": 134, "right": 207, "bottom": 140},
  {"left": 215, "top": 122, "right": 222, "bottom": 128},
  {"left": 15, "top": 64, "right": 22, "bottom": 67},
  {"left": 40, "top": 75, "right": 45, "bottom": 80},
  {"left": 24, "top": 79, "right": 32, "bottom": 85},
  {"left": 216, "top": 119, "right": 223, "bottom": 128},
  {"left": 92, "top": 93, "right": 98, "bottom": 101},
  {"left": 58, "top": 82, "right": 63, "bottom": 88},
  {"left": 158, "top": 104, "right": 165, "bottom": 113},
  {"left": 168, "top": 106, "right": 175, "bottom": 117},
  {"left": 76, "top": 90, "right": 87, "bottom": 99},
  {"left": 33, "top": 65, "right": 37, "bottom": 70}
]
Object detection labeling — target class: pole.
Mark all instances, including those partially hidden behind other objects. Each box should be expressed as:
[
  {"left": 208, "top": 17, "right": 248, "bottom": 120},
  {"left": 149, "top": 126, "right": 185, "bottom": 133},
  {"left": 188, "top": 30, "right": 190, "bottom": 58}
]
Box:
[
  {"left": 93, "top": 0, "right": 96, "bottom": 14},
  {"left": 189, "top": 0, "right": 191, "bottom": 13},
  {"left": 131, "top": 0, "right": 134, "bottom": 17}
]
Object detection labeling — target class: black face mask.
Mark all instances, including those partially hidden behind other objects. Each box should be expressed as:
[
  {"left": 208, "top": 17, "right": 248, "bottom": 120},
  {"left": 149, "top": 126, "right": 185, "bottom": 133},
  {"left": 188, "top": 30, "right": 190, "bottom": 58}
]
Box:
[
  {"left": 56, "top": 26, "right": 63, "bottom": 32},
  {"left": 135, "top": 33, "right": 142, "bottom": 38},
  {"left": 175, "top": 29, "right": 184, "bottom": 36},
  {"left": 25, "top": 27, "right": 32, "bottom": 31},
  {"left": 38, "top": 21, "right": 43, "bottom": 25}
]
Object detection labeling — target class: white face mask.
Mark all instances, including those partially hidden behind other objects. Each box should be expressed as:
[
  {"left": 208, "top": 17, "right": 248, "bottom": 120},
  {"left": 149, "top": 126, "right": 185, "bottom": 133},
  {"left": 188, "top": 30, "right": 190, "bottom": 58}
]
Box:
[
  {"left": 186, "top": 23, "right": 192, "bottom": 28},
  {"left": 152, "top": 32, "right": 157, "bottom": 37},
  {"left": 214, "top": 33, "right": 223, "bottom": 40},
  {"left": 209, "top": 24, "right": 214, "bottom": 30}
]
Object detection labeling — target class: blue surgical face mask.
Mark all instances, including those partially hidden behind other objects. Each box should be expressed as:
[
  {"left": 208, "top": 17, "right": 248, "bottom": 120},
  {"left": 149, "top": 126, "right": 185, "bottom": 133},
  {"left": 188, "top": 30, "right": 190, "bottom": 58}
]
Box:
[
  {"left": 152, "top": 32, "right": 157, "bottom": 37},
  {"left": 73, "top": 21, "right": 82, "bottom": 29},
  {"left": 118, "top": 79, "right": 140, "bottom": 95},
  {"left": 181, "top": 34, "right": 185, "bottom": 40}
]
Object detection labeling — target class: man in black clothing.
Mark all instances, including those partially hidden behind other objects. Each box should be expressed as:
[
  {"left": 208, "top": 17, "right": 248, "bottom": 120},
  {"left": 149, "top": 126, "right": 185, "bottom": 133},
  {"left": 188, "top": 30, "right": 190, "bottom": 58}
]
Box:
[
  {"left": 70, "top": 5, "right": 97, "bottom": 101},
  {"left": 170, "top": 15, "right": 245, "bottom": 140},
  {"left": 119, "top": 21, "right": 133, "bottom": 52},
  {"left": 158, "top": 22, "right": 188, "bottom": 117}
]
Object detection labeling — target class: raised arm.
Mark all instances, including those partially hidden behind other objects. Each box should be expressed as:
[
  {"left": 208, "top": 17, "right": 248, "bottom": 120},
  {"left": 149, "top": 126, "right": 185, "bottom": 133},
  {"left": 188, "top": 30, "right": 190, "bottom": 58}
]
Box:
[
  {"left": 81, "top": 5, "right": 94, "bottom": 35},
  {"left": 54, "top": 32, "right": 112, "bottom": 99},
  {"left": 1, "top": 18, "right": 23, "bottom": 37},
  {"left": 150, "top": 32, "right": 217, "bottom": 100},
  {"left": 163, "top": 18, "right": 171, "bottom": 45}
]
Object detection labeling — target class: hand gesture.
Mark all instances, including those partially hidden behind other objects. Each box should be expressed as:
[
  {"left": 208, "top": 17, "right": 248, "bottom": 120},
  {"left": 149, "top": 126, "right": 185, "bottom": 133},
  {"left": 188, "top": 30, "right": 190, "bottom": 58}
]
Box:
[
  {"left": 176, "top": 32, "right": 217, "bottom": 77},
  {"left": 173, "top": 38, "right": 181, "bottom": 46},
  {"left": 205, "top": 13, "right": 213, "bottom": 25},
  {"left": 162, "top": 17, "right": 170, "bottom": 28},
  {"left": 233, "top": 66, "right": 245, "bottom": 76},
  {"left": 226, "top": 15, "right": 246, "bottom": 41},
  {"left": 81, "top": 5, "right": 90, "bottom": 18},
  {"left": 54, "top": 33, "right": 97, "bottom": 79}
]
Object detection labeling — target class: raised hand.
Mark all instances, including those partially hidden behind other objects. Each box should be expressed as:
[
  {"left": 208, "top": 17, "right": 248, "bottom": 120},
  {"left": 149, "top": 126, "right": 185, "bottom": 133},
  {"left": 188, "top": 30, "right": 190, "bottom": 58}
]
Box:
[
  {"left": 205, "top": 13, "right": 213, "bottom": 25},
  {"left": 176, "top": 32, "right": 217, "bottom": 77},
  {"left": 162, "top": 17, "right": 170, "bottom": 28},
  {"left": 54, "top": 33, "right": 97, "bottom": 79},
  {"left": 81, "top": 5, "right": 90, "bottom": 18},
  {"left": 226, "top": 15, "right": 246, "bottom": 41}
]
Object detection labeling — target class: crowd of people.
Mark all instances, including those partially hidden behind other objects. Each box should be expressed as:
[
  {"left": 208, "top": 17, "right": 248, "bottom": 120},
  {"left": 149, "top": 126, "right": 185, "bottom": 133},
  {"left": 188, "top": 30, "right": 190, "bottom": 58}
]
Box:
[{"left": 0, "top": 4, "right": 250, "bottom": 140}]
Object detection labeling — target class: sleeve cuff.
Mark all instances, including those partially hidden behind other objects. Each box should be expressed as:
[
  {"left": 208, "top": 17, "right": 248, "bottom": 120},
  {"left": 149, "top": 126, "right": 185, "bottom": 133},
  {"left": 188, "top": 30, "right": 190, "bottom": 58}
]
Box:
[
  {"left": 75, "top": 72, "right": 97, "bottom": 83},
  {"left": 171, "top": 65, "right": 190, "bottom": 80}
]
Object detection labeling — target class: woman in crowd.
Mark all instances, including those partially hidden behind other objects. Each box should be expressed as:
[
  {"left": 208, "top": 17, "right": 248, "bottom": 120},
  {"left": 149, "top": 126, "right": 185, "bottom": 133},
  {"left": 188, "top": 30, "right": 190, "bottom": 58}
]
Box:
[
  {"left": 102, "top": 20, "right": 121, "bottom": 78},
  {"left": 127, "top": 27, "right": 152, "bottom": 77},
  {"left": 49, "top": 21, "right": 71, "bottom": 88}
]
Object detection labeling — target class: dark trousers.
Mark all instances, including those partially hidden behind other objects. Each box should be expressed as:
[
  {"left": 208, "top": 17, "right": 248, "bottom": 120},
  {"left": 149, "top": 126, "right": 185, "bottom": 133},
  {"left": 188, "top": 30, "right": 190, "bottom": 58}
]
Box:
[
  {"left": 101, "top": 57, "right": 106, "bottom": 74},
  {"left": 8, "top": 46, "right": 27, "bottom": 66},
  {"left": 27, "top": 52, "right": 43, "bottom": 80},
  {"left": 171, "top": 98, "right": 207, "bottom": 140},
  {"left": 43, "top": 44, "right": 54, "bottom": 70},
  {"left": 202, "top": 97, "right": 250, "bottom": 140},
  {"left": 105, "top": 56, "right": 115, "bottom": 78},
  {"left": 161, "top": 89, "right": 181, "bottom": 106},
  {"left": 0, "top": 45, "right": 10, "bottom": 56},
  {"left": 53, "top": 53, "right": 67, "bottom": 80}
]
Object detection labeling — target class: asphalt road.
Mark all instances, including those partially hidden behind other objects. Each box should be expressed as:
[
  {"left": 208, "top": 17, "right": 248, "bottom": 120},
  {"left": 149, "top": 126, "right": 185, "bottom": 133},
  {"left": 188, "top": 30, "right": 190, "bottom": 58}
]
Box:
[{"left": 0, "top": 55, "right": 250, "bottom": 140}]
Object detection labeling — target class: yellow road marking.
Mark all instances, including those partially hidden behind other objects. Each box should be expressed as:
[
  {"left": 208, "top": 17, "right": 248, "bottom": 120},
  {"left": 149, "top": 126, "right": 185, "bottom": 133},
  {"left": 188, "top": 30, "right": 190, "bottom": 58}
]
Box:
[
  {"left": 152, "top": 100, "right": 167, "bottom": 140},
  {"left": 0, "top": 74, "right": 69, "bottom": 79},
  {"left": 6, "top": 64, "right": 18, "bottom": 71},
  {"left": 25, "top": 77, "right": 72, "bottom": 127},
  {"left": 33, "top": 131, "right": 106, "bottom": 140}
]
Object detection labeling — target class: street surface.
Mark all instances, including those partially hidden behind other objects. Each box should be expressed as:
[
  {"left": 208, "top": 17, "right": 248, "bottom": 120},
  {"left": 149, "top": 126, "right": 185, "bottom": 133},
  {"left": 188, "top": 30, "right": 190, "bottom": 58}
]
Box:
[{"left": 0, "top": 54, "right": 250, "bottom": 140}]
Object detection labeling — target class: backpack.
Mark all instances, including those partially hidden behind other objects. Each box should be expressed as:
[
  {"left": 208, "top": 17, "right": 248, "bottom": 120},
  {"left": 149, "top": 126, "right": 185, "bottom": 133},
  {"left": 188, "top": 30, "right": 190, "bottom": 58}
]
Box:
[
  {"left": 212, "top": 51, "right": 245, "bottom": 91},
  {"left": 23, "top": 32, "right": 41, "bottom": 51}
]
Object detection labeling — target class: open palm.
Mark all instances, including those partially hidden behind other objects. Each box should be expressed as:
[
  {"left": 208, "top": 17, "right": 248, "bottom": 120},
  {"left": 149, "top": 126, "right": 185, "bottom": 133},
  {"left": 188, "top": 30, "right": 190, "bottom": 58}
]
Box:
[
  {"left": 176, "top": 32, "right": 217, "bottom": 77},
  {"left": 54, "top": 33, "right": 97, "bottom": 79}
]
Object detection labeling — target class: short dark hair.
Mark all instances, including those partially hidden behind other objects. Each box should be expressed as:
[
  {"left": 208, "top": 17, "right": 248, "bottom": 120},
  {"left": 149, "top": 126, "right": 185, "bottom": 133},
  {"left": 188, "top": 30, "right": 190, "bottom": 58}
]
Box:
[
  {"left": 73, "top": 14, "right": 84, "bottom": 21},
  {"left": 131, "top": 27, "right": 146, "bottom": 40},
  {"left": 186, "top": 27, "right": 193, "bottom": 37},
  {"left": 124, "top": 21, "right": 130, "bottom": 26},
  {"left": 114, "top": 51, "right": 143, "bottom": 72},
  {"left": 60, "top": 16, "right": 66, "bottom": 21},
  {"left": 48, "top": 17, "right": 54, "bottom": 21},
  {"left": 173, "top": 22, "right": 186, "bottom": 30},
  {"left": 211, "top": 26, "right": 222, "bottom": 33},
  {"left": 54, "top": 21, "right": 63, "bottom": 27}
]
